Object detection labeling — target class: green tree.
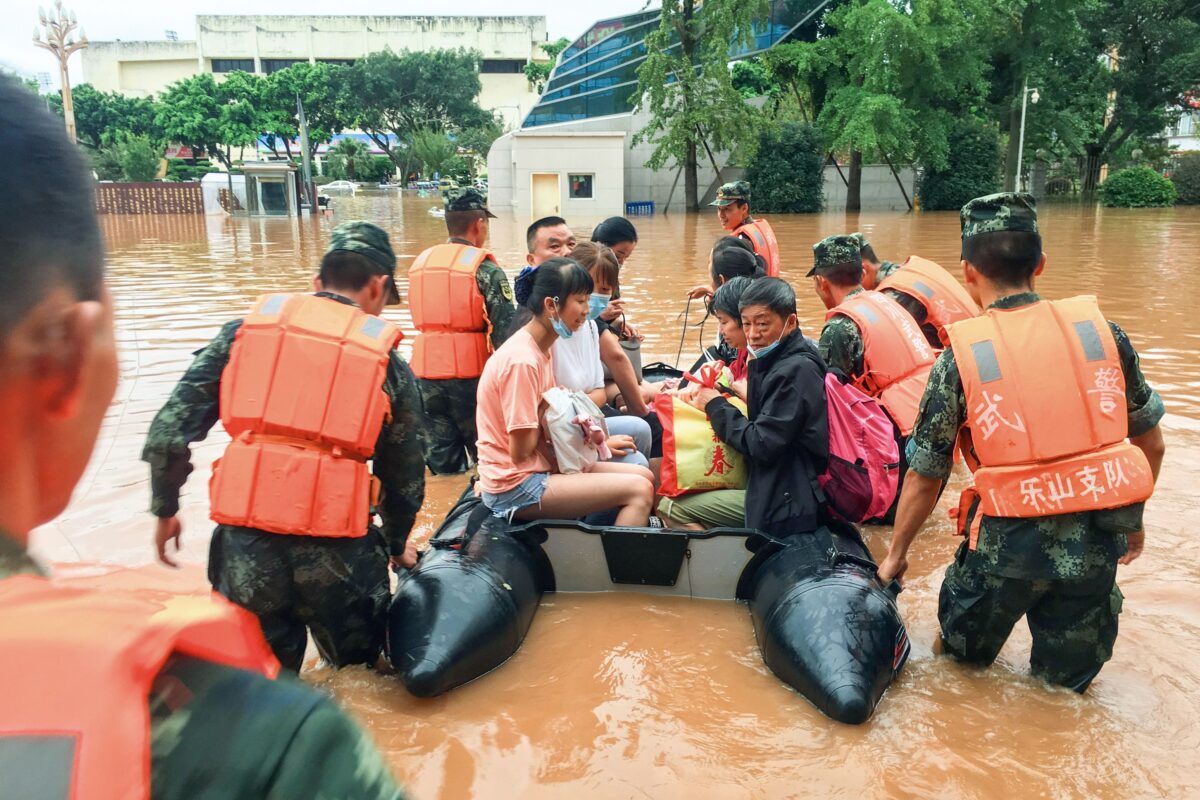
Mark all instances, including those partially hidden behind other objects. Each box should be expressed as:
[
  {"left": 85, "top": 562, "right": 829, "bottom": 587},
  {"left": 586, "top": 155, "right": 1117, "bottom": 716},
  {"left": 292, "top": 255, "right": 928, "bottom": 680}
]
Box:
[
  {"left": 117, "top": 134, "right": 162, "bottom": 182},
  {"left": 261, "top": 62, "right": 347, "bottom": 160},
  {"left": 341, "top": 49, "right": 492, "bottom": 170},
  {"left": 1077, "top": 0, "right": 1200, "bottom": 197},
  {"left": 455, "top": 117, "right": 504, "bottom": 176},
  {"left": 731, "top": 58, "right": 777, "bottom": 99},
  {"left": 745, "top": 121, "right": 825, "bottom": 212},
  {"left": 214, "top": 71, "right": 268, "bottom": 169},
  {"left": 796, "top": 0, "right": 991, "bottom": 211},
  {"left": 45, "top": 83, "right": 163, "bottom": 150},
  {"left": 156, "top": 73, "right": 224, "bottom": 165},
  {"left": 524, "top": 37, "right": 571, "bottom": 94},
  {"left": 632, "top": 0, "right": 768, "bottom": 211},
  {"left": 1171, "top": 152, "right": 1200, "bottom": 205},
  {"left": 325, "top": 137, "right": 374, "bottom": 180},
  {"left": 408, "top": 128, "right": 458, "bottom": 178}
]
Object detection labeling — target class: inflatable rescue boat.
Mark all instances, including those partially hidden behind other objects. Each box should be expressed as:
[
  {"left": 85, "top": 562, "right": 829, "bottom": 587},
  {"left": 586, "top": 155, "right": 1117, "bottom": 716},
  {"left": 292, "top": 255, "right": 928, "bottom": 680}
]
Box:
[{"left": 387, "top": 491, "right": 909, "bottom": 725}]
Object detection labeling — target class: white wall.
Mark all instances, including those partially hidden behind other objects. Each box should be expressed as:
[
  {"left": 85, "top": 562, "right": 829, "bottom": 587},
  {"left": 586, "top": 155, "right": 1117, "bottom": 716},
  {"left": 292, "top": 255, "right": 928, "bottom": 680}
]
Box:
[
  {"left": 823, "top": 165, "right": 916, "bottom": 211},
  {"left": 489, "top": 132, "right": 626, "bottom": 222}
]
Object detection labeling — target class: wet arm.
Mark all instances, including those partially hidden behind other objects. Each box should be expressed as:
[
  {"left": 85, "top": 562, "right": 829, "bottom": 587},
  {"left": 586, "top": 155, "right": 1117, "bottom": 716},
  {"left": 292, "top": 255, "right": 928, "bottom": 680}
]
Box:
[
  {"left": 478, "top": 263, "right": 516, "bottom": 350},
  {"left": 599, "top": 329, "right": 648, "bottom": 416},
  {"left": 1111, "top": 321, "right": 1166, "bottom": 483},
  {"left": 884, "top": 351, "right": 964, "bottom": 562},
  {"left": 373, "top": 356, "right": 426, "bottom": 556},
  {"left": 140, "top": 321, "right": 241, "bottom": 517}
]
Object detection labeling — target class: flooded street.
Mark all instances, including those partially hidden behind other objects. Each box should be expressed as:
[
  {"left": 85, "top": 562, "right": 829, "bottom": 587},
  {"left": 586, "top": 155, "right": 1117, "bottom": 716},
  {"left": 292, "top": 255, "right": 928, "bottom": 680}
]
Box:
[{"left": 38, "top": 194, "right": 1200, "bottom": 798}]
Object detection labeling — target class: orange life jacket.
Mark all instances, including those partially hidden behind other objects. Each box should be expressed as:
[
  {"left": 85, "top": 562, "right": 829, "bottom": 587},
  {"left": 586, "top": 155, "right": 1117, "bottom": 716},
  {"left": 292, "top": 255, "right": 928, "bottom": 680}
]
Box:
[
  {"left": 877, "top": 256, "right": 981, "bottom": 347},
  {"left": 409, "top": 243, "right": 495, "bottom": 380},
  {"left": 734, "top": 219, "right": 781, "bottom": 277},
  {"left": 949, "top": 296, "right": 1155, "bottom": 546},
  {"left": 0, "top": 575, "right": 278, "bottom": 799},
  {"left": 210, "top": 293, "right": 401, "bottom": 537},
  {"left": 826, "top": 290, "right": 937, "bottom": 435}
]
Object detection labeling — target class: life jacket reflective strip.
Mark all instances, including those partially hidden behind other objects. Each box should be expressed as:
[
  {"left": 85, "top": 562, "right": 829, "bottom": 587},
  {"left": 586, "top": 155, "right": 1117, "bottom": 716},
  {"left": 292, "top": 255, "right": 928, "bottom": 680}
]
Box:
[
  {"left": 949, "top": 296, "right": 1155, "bottom": 531},
  {"left": 409, "top": 243, "right": 493, "bottom": 380},
  {"left": 0, "top": 575, "right": 278, "bottom": 800},
  {"left": 734, "top": 219, "right": 781, "bottom": 277},
  {"left": 826, "top": 291, "right": 936, "bottom": 436},
  {"left": 877, "top": 256, "right": 981, "bottom": 347},
  {"left": 211, "top": 293, "right": 400, "bottom": 537}
]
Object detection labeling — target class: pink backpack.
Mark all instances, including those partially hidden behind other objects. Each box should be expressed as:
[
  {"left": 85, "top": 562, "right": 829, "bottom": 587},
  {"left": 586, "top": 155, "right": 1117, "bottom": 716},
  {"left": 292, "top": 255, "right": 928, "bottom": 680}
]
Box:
[{"left": 818, "top": 373, "right": 900, "bottom": 522}]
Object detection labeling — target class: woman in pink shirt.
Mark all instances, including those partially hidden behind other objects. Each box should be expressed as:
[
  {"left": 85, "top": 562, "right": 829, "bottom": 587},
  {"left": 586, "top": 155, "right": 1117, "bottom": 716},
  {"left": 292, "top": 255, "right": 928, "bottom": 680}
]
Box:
[{"left": 475, "top": 258, "right": 654, "bottom": 526}]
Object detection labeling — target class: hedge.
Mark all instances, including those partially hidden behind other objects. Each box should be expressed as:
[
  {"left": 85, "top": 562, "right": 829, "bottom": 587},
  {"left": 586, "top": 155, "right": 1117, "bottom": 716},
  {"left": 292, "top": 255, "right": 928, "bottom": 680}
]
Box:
[
  {"left": 1170, "top": 153, "right": 1200, "bottom": 205},
  {"left": 918, "top": 120, "right": 1002, "bottom": 211},
  {"left": 1098, "top": 166, "right": 1177, "bottom": 208},
  {"left": 744, "top": 122, "right": 824, "bottom": 213}
]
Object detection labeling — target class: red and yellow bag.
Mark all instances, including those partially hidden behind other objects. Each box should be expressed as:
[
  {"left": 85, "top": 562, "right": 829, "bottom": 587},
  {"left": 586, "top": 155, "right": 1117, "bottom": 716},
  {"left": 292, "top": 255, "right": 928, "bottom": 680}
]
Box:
[{"left": 655, "top": 362, "right": 749, "bottom": 498}]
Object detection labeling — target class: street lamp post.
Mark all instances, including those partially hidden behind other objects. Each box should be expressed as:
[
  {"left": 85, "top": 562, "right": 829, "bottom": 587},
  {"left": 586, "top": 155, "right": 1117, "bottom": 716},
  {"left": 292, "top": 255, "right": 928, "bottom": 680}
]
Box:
[
  {"left": 33, "top": 0, "right": 88, "bottom": 144},
  {"left": 1015, "top": 78, "right": 1041, "bottom": 193}
]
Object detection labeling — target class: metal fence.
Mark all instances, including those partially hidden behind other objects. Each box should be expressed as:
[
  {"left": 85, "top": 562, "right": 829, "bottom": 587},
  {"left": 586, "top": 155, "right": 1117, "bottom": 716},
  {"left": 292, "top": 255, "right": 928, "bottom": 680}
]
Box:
[{"left": 94, "top": 182, "right": 204, "bottom": 214}]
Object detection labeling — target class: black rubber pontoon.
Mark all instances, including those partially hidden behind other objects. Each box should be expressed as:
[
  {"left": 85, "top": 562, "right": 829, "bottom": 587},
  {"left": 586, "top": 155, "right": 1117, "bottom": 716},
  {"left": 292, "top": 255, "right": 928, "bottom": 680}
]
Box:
[{"left": 387, "top": 493, "right": 909, "bottom": 723}]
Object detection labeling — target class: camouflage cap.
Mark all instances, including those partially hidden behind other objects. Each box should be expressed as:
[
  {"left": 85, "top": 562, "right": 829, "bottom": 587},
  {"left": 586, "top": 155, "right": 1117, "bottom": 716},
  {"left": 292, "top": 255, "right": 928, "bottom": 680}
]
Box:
[
  {"left": 850, "top": 232, "right": 870, "bottom": 250},
  {"left": 447, "top": 187, "right": 497, "bottom": 218},
  {"left": 960, "top": 192, "right": 1039, "bottom": 238},
  {"left": 806, "top": 234, "right": 862, "bottom": 277},
  {"left": 710, "top": 180, "right": 751, "bottom": 207},
  {"left": 325, "top": 220, "right": 400, "bottom": 304}
]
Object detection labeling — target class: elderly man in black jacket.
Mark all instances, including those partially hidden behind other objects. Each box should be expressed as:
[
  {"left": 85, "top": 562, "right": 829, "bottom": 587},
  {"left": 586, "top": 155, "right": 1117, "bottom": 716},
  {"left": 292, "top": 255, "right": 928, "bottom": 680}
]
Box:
[{"left": 684, "top": 278, "right": 829, "bottom": 535}]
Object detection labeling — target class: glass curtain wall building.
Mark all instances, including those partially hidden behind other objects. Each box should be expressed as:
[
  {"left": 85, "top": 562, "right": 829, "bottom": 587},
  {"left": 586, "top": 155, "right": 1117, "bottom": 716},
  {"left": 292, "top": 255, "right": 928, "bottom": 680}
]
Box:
[{"left": 523, "top": 1, "right": 833, "bottom": 129}]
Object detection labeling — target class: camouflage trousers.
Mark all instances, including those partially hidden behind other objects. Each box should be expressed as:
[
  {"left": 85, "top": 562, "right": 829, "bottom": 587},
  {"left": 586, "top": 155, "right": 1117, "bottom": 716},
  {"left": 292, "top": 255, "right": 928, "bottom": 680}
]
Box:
[
  {"left": 418, "top": 377, "right": 478, "bottom": 475},
  {"left": 938, "top": 545, "right": 1123, "bottom": 692},
  {"left": 208, "top": 525, "right": 390, "bottom": 673}
]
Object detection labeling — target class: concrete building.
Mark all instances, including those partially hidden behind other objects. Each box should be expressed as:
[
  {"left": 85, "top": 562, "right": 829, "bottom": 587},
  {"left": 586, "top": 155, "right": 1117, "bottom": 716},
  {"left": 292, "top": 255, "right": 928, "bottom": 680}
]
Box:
[
  {"left": 1168, "top": 110, "right": 1199, "bottom": 153},
  {"left": 81, "top": 14, "right": 548, "bottom": 130}
]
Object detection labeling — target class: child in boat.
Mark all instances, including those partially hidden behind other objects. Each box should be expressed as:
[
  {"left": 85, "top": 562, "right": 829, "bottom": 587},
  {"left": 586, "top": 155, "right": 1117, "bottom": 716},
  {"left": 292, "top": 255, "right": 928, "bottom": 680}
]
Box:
[
  {"left": 658, "top": 276, "right": 755, "bottom": 529},
  {"left": 680, "top": 278, "right": 829, "bottom": 536},
  {"left": 475, "top": 257, "right": 655, "bottom": 526}
]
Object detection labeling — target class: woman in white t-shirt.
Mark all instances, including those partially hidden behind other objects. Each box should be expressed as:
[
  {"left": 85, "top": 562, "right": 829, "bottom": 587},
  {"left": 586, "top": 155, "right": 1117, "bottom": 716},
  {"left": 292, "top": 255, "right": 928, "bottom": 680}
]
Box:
[
  {"left": 554, "top": 242, "right": 653, "bottom": 468},
  {"left": 475, "top": 258, "right": 654, "bottom": 526}
]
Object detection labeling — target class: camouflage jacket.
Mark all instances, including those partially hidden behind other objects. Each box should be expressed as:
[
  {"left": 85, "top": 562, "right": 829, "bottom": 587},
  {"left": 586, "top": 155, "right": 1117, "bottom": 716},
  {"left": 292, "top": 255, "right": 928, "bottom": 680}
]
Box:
[
  {"left": 875, "top": 260, "right": 903, "bottom": 283},
  {"left": 817, "top": 287, "right": 867, "bottom": 378},
  {"left": 818, "top": 285, "right": 936, "bottom": 375},
  {"left": 449, "top": 237, "right": 516, "bottom": 350},
  {"left": 141, "top": 292, "right": 426, "bottom": 556},
  {"left": 908, "top": 292, "right": 1166, "bottom": 580},
  {"left": 0, "top": 533, "right": 403, "bottom": 800}
]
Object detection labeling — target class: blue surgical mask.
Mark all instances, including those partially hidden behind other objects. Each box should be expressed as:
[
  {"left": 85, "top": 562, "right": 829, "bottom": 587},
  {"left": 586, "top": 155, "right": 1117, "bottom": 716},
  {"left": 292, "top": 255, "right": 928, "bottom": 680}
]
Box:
[
  {"left": 747, "top": 339, "right": 781, "bottom": 359},
  {"left": 587, "top": 293, "right": 610, "bottom": 320},
  {"left": 551, "top": 315, "right": 574, "bottom": 339}
]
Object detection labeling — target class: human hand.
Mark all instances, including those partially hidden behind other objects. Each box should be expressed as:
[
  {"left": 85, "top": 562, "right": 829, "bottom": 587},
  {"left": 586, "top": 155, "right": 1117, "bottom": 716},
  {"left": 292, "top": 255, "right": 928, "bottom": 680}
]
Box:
[
  {"left": 607, "top": 434, "right": 637, "bottom": 457},
  {"left": 730, "top": 379, "right": 748, "bottom": 401},
  {"left": 684, "top": 387, "right": 721, "bottom": 410},
  {"left": 390, "top": 538, "right": 419, "bottom": 571},
  {"left": 876, "top": 553, "right": 909, "bottom": 585},
  {"left": 687, "top": 284, "right": 714, "bottom": 300},
  {"left": 600, "top": 299, "right": 626, "bottom": 321},
  {"left": 155, "top": 516, "right": 183, "bottom": 568},
  {"left": 1119, "top": 531, "right": 1145, "bottom": 565},
  {"left": 622, "top": 321, "right": 643, "bottom": 341},
  {"left": 640, "top": 381, "right": 662, "bottom": 403}
]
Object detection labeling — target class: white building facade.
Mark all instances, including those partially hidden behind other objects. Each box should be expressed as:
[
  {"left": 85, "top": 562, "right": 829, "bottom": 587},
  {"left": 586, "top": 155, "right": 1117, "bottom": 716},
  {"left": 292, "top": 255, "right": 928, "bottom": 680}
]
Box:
[{"left": 81, "top": 15, "right": 548, "bottom": 130}]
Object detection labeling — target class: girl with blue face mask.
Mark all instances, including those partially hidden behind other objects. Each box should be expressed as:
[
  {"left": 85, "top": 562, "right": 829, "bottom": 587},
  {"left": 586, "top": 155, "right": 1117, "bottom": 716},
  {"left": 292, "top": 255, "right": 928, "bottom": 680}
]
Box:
[{"left": 476, "top": 258, "right": 655, "bottom": 528}]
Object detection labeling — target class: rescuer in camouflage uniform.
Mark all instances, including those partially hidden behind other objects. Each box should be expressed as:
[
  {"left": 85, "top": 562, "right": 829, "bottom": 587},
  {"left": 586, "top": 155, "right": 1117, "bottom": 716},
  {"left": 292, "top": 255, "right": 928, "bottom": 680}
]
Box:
[
  {"left": 852, "top": 232, "right": 903, "bottom": 289},
  {"left": 143, "top": 222, "right": 426, "bottom": 673},
  {"left": 811, "top": 235, "right": 871, "bottom": 378},
  {"left": 0, "top": 75, "right": 404, "bottom": 798},
  {"left": 417, "top": 188, "right": 516, "bottom": 474},
  {"left": 876, "top": 193, "right": 1167, "bottom": 691}
]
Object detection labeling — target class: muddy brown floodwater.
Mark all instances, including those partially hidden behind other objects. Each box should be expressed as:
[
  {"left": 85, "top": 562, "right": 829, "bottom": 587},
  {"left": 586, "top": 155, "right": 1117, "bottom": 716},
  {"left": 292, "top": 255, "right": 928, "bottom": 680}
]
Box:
[{"left": 36, "top": 194, "right": 1200, "bottom": 799}]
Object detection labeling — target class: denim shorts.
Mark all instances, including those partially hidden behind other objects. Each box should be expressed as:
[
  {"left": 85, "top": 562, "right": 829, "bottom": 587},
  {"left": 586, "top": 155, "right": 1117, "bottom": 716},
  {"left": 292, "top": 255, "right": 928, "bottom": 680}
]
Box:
[{"left": 480, "top": 472, "right": 550, "bottom": 522}]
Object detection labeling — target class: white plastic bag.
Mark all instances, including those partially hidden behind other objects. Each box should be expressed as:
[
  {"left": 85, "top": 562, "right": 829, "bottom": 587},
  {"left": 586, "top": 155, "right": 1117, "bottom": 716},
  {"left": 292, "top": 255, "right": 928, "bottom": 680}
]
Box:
[{"left": 542, "top": 387, "right": 609, "bottom": 474}]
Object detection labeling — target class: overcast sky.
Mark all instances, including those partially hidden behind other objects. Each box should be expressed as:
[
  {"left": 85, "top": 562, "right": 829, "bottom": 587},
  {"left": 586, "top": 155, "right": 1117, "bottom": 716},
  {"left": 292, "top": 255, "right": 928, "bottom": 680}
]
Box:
[{"left": 3, "top": 0, "right": 653, "bottom": 87}]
